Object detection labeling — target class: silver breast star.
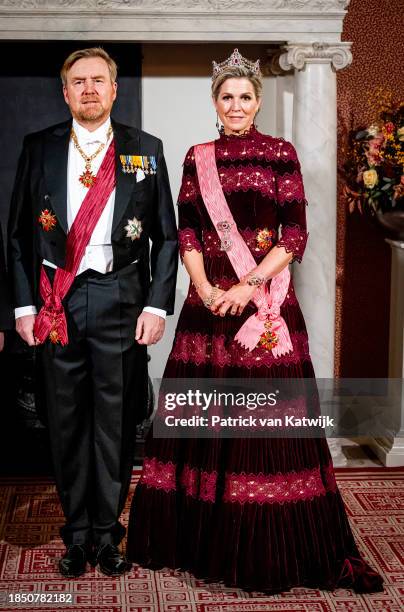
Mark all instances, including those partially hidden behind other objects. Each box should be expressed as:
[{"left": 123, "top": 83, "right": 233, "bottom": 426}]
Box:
[{"left": 124, "top": 216, "right": 143, "bottom": 241}]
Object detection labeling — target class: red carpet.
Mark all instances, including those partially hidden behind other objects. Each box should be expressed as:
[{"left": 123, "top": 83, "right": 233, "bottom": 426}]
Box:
[{"left": 0, "top": 467, "right": 403, "bottom": 611}]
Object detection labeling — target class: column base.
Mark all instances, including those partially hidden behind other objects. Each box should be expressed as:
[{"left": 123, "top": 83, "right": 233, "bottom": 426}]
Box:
[
  {"left": 366, "top": 436, "right": 404, "bottom": 467},
  {"left": 327, "top": 439, "right": 348, "bottom": 467}
]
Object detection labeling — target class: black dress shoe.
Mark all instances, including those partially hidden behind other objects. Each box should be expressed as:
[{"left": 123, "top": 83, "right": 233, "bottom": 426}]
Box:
[
  {"left": 59, "top": 544, "right": 90, "bottom": 578},
  {"left": 94, "top": 544, "right": 132, "bottom": 576}
]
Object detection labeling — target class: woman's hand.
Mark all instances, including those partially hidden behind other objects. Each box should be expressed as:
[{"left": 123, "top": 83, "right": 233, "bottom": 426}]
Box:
[
  {"left": 211, "top": 282, "right": 257, "bottom": 317},
  {"left": 196, "top": 283, "right": 225, "bottom": 314}
]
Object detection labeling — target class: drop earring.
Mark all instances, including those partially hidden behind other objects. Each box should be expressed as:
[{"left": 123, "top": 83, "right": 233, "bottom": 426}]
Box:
[{"left": 216, "top": 113, "right": 224, "bottom": 134}]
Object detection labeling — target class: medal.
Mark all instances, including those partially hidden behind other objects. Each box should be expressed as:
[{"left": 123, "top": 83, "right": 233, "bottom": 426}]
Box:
[
  {"left": 71, "top": 125, "right": 113, "bottom": 188},
  {"left": 259, "top": 320, "right": 278, "bottom": 351},
  {"left": 79, "top": 165, "right": 97, "bottom": 188},
  {"left": 119, "top": 154, "right": 157, "bottom": 175},
  {"left": 125, "top": 216, "right": 143, "bottom": 241},
  {"left": 38, "top": 208, "right": 57, "bottom": 232}
]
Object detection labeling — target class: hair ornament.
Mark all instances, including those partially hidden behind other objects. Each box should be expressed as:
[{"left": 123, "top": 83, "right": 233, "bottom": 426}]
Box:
[{"left": 212, "top": 48, "right": 261, "bottom": 81}]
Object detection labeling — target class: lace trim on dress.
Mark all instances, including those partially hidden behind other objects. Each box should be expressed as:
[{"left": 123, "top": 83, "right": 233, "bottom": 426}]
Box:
[
  {"left": 223, "top": 466, "right": 330, "bottom": 505},
  {"left": 276, "top": 171, "right": 306, "bottom": 206},
  {"left": 169, "top": 330, "right": 311, "bottom": 368},
  {"left": 178, "top": 228, "right": 203, "bottom": 258},
  {"left": 217, "top": 163, "right": 276, "bottom": 198},
  {"left": 140, "top": 457, "right": 176, "bottom": 493},
  {"left": 140, "top": 456, "right": 337, "bottom": 506},
  {"left": 180, "top": 463, "right": 218, "bottom": 502},
  {"left": 276, "top": 224, "right": 309, "bottom": 264}
]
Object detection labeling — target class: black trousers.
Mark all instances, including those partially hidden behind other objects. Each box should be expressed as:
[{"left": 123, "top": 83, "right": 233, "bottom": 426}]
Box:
[{"left": 40, "top": 266, "right": 147, "bottom": 547}]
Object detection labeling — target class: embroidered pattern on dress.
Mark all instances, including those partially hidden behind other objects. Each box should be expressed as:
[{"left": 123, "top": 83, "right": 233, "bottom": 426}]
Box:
[
  {"left": 276, "top": 171, "right": 306, "bottom": 206},
  {"left": 217, "top": 163, "right": 276, "bottom": 198},
  {"left": 223, "top": 466, "right": 329, "bottom": 505},
  {"left": 276, "top": 224, "right": 309, "bottom": 263},
  {"left": 169, "top": 330, "right": 311, "bottom": 369},
  {"left": 178, "top": 227, "right": 203, "bottom": 258},
  {"left": 214, "top": 129, "right": 283, "bottom": 163},
  {"left": 178, "top": 172, "right": 200, "bottom": 204},
  {"left": 140, "top": 457, "right": 176, "bottom": 493}
]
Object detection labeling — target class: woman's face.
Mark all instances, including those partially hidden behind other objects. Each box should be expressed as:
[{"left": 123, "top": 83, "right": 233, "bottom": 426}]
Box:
[{"left": 213, "top": 77, "right": 261, "bottom": 135}]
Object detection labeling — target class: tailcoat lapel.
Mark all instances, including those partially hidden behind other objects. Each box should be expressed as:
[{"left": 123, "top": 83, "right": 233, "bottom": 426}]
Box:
[
  {"left": 112, "top": 120, "right": 140, "bottom": 234},
  {"left": 43, "top": 120, "right": 71, "bottom": 234}
]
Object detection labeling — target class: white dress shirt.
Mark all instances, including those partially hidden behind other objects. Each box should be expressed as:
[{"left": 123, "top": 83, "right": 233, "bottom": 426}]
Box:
[{"left": 15, "top": 116, "right": 165, "bottom": 320}]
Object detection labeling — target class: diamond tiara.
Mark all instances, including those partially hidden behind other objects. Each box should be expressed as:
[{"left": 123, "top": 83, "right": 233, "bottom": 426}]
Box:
[{"left": 212, "top": 48, "right": 261, "bottom": 81}]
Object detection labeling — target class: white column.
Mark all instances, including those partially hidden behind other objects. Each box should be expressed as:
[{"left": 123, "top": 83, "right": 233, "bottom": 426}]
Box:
[{"left": 279, "top": 42, "right": 352, "bottom": 378}]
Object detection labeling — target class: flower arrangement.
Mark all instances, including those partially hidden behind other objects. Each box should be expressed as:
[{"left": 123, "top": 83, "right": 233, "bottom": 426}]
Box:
[{"left": 343, "top": 91, "right": 404, "bottom": 214}]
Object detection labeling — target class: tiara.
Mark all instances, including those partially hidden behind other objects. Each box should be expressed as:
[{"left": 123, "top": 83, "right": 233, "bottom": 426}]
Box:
[{"left": 212, "top": 48, "right": 261, "bottom": 81}]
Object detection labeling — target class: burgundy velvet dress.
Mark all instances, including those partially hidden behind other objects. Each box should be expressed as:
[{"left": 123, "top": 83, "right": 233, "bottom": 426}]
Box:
[{"left": 127, "top": 126, "right": 383, "bottom": 594}]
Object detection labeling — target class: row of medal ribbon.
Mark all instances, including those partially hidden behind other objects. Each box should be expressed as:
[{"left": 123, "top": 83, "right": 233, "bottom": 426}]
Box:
[{"left": 120, "top": 155, "right": 157, "bottom": 175}]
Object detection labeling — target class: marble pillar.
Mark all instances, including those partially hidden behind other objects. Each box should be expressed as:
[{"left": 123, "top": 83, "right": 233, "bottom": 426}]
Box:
[{"left": 279, "top": 43, "right": 352, "bottom": 378}]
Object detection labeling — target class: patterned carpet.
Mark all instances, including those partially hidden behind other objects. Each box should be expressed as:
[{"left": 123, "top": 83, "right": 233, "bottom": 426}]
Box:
[{"left": 0, "top": 468, "right": 403, "bottom": 611}]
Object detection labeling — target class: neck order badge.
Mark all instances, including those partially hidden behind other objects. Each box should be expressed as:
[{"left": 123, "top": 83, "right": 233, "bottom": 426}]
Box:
[{"left": 70, "top": 125, "right": 113, "bottom": 188}]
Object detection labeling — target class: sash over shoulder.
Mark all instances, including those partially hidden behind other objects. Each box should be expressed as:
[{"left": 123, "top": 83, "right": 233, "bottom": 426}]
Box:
[
  {"left": 194, "top": 141, "right": 293, "bottom": 357},
  {"left": 34, "top": 140, "right": 116, "bottom": 346}
]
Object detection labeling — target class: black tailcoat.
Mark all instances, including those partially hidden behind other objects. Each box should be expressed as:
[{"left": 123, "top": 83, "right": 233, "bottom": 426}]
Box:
[{"left": 8, "top": 118, "right": 178, "bottom": 314}]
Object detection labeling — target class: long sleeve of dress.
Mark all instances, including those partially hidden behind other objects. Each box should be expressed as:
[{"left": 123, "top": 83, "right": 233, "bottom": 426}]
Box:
[
  {"left": 177, "top": 147, "right": 203, "bottom": 260},
  {"left": 275, "top": 140, "right": 309, "bottom": 263}
]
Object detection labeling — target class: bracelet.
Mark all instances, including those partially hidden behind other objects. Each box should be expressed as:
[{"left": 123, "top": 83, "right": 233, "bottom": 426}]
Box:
[
  {"left": 245, "top": 274, "right": 266, "bottom": 287},
  {"left": 203, "top": 286, "right": 219, "bottom": 308},
  {"left": 194, "top": 279, "right": 211, "bottom": 291}
]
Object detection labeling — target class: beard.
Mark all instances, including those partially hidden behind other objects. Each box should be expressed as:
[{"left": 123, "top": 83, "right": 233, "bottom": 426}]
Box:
[{"left": 76, "top": 100, "right": 106, "bottom": 123}]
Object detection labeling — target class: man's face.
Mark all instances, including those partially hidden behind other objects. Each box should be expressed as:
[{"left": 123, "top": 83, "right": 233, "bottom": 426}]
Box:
[{"left": 63, "top": 57, "right": 117, "bottom": 125}]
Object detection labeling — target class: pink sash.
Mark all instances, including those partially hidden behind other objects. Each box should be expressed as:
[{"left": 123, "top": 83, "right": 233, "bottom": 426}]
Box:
[
  {"left": 34, "top": 140, "right": 116, "bottom": 346},
  {"left": 194, "top": 141, "right": 293, "bottom": 356}
]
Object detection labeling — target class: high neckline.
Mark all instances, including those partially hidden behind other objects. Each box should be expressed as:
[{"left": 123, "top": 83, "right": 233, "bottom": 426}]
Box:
[{"left": 218, "top": 123, "right": 258, "bottom": 142}]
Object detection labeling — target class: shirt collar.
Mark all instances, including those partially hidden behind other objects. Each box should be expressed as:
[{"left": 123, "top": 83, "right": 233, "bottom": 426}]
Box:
[{"left": 72, "top": 116, "right": 111, "bottom": 146}]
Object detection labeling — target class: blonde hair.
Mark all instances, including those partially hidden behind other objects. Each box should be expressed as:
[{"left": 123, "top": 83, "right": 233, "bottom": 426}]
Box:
[
  {"left": 60, "top": 47, "right": 118, "bottom": 85},
  {"left": 211, "top": 65, "right": 263, "bottom": 100}
]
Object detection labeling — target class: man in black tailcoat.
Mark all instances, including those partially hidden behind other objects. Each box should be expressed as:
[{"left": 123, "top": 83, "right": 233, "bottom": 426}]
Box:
[{"left": 8, "top": 47, "right": 178, "bottom": 577}]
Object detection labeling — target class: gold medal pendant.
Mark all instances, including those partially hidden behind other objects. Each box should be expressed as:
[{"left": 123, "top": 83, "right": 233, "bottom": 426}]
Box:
[
  {"left": 71, "top": 125, "right": 113, "bottom": 189},
  {"left": 79, "top": 167, "right": 97, "bottom": 188}
]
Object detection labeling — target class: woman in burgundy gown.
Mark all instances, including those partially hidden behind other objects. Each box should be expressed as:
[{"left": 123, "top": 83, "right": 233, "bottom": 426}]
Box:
[{"left": 127, "top": 50, "right": 383, "bottom": 594}]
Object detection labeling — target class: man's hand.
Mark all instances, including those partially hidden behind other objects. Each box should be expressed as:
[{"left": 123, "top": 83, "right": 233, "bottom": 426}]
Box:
[
  {"left": 0, "top": 331, "right": 4, "bottom": 352},
  {"left": 16, "top": 314, "right": 37, "bottom": 346},
  {"left": 135, "top": 311, "right": 165, "bottom": 345}
]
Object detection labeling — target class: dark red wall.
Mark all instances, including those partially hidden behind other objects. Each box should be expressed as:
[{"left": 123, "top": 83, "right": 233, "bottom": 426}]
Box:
[{"left": 335, "top": 0, "right": 404, "bottom": 376}]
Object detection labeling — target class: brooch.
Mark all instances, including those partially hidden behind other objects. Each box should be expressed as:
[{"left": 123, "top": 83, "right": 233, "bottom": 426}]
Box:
[
  {"left": 120, "top": 155, "right": 157, "bottom": 175},
  {"left": 125, "top": 216, "right": 143, "bottom": 241},
  {"left": 38, "top": 209, "right": 57, "bottom": 232},
  {"left": 216, "top": 220, "right": 233, "bottom": 251},
  {"left": 256, "top": 227, "right": 276, "bottom": 251}
]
